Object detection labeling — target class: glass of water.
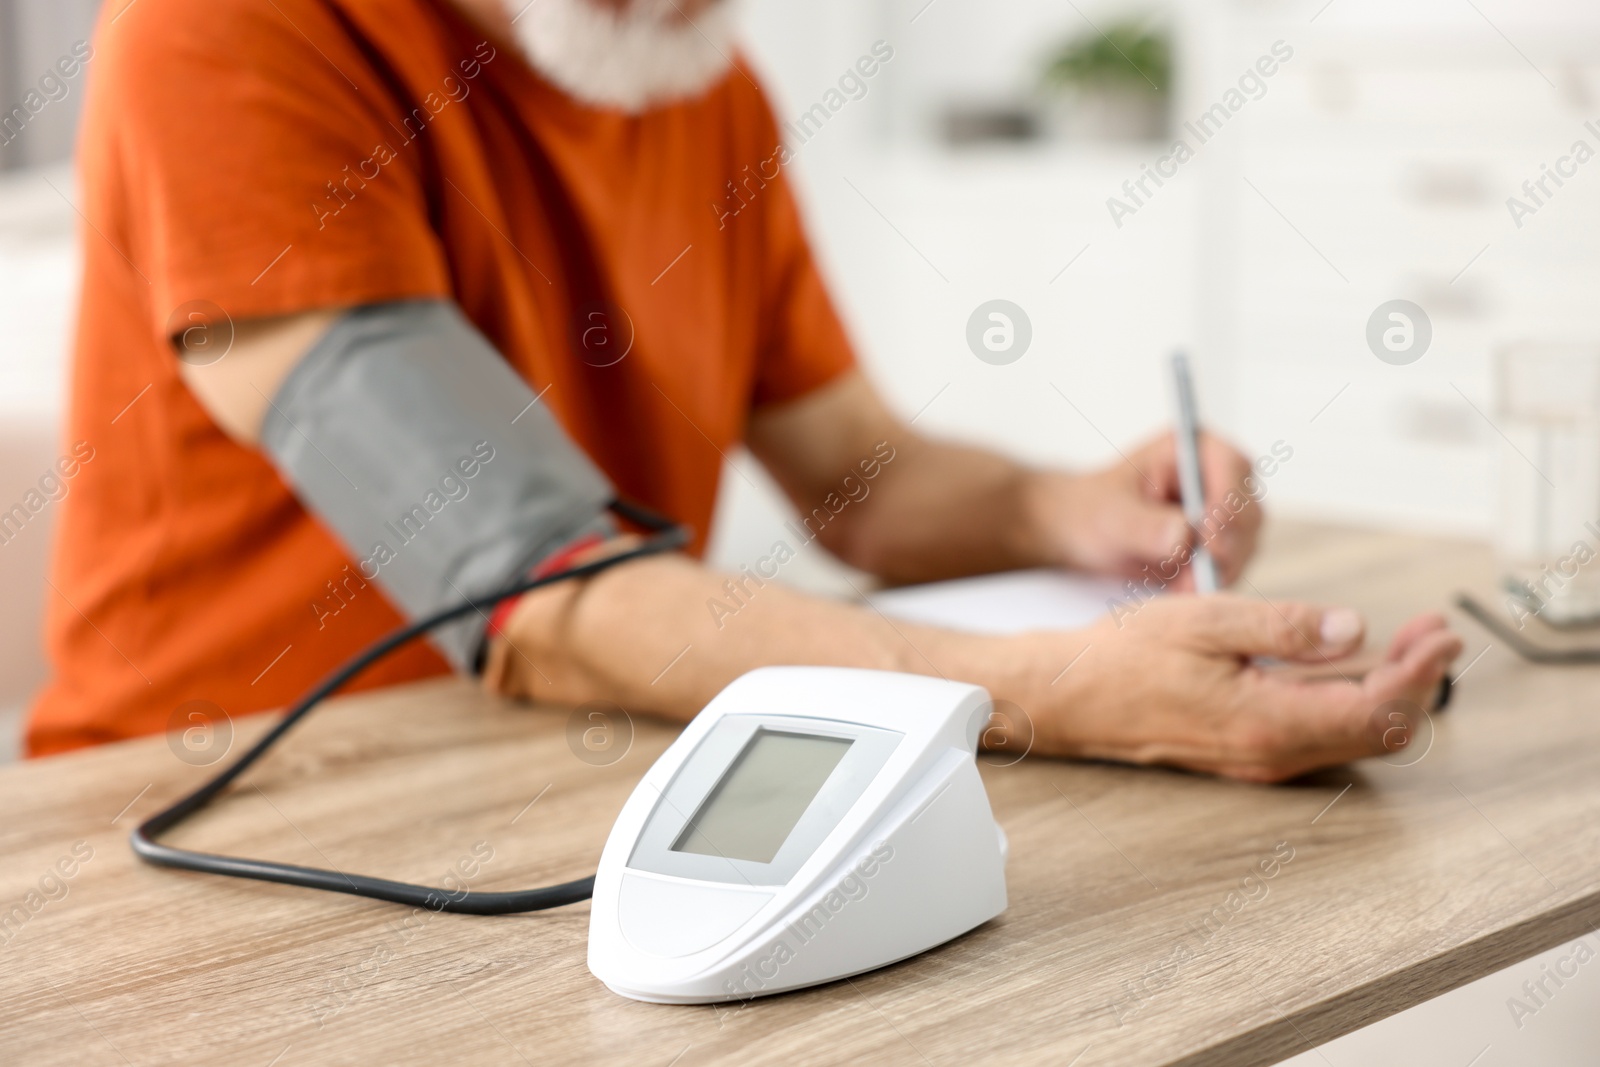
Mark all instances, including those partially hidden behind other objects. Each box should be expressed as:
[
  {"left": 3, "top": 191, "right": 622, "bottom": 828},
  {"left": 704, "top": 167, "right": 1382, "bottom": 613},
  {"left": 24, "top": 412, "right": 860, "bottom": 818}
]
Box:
[{"left": 1493, "top": 342, "right": 1600, "bottom": 627}]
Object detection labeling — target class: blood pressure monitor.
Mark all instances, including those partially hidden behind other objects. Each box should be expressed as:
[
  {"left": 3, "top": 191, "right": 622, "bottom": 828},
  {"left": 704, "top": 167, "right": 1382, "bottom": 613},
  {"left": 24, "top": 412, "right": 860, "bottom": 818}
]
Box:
[{"left": 588, "top": 666, "right": 1009, "bottom": 1003}]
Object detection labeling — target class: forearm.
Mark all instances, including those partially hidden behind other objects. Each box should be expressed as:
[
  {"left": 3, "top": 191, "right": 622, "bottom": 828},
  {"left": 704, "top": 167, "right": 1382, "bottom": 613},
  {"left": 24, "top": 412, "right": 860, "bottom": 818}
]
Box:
[
  {"left": 484, "top": 546, "right": 1464, "bottom": 784},
  {"left": 824, "top": 433, "right": 1053, "bottom": 585},
  {"left": 748, "top": 373, "right": 1056, "bottom": 587},
  {"left": 487, "top": 552, "right": 1047, "bottom": 724}
]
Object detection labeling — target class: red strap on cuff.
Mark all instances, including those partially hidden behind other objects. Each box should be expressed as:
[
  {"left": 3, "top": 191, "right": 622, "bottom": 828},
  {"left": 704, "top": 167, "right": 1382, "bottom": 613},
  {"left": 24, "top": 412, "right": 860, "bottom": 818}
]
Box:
[{"left": 485, "top": 533, "right": 607, "bottom": 638}]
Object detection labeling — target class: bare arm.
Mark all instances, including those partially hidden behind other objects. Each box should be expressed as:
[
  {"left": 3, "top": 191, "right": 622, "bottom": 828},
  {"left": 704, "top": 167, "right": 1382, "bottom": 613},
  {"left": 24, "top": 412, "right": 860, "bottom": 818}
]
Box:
[
  {"left": 486, "top": 538, "right": 1458, "bottom": 783},
  {"left": 743, "top": 372, "right": 1042, "bottom": 583},
  {"left": 744, "top": 370, "right": 1262, "bottom": 588},
  {"left": 175, "top": 308, "right": 344, "bottom": 444}
]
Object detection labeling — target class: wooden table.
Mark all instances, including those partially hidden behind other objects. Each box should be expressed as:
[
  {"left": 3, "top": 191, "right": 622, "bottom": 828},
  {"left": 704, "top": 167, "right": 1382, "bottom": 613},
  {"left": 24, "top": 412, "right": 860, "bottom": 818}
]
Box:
[{"left": 4, "top": 522, "right": 1599, "bottom": 1066}]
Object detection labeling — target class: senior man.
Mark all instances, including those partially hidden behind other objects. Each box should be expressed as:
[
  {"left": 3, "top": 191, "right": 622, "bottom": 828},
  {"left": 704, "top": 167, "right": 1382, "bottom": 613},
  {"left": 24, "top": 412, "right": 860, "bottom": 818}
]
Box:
[{"left": 29, "top": 0, "right": 1459, "bottom": 780}]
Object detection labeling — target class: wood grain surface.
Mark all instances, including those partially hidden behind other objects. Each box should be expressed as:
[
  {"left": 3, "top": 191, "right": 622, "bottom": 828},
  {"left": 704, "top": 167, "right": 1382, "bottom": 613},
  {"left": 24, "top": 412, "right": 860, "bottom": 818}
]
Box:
[{"left": 3, "top": 521, "right": 1598, "bottom": 1066}]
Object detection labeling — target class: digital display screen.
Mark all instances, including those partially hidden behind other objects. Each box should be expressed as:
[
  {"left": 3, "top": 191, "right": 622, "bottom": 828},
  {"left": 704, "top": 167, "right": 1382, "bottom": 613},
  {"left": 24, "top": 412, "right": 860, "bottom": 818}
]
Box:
[{"left": 671, "top": 730, "right": 852, "bottom": 864}]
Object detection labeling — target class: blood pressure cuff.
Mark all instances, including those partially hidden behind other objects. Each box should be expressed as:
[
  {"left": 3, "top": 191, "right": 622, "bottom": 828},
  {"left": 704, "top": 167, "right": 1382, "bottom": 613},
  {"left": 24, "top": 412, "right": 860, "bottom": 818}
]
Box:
[{"left": 260, "top": 300, "right": 616, "bottom": 672}]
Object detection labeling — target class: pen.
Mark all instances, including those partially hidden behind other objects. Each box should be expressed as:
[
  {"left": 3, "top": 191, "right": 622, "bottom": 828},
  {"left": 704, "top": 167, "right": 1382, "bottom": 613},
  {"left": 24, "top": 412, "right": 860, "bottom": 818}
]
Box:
[{"left": 1170, "top": 350, "right": 1218, "bottom": 594}]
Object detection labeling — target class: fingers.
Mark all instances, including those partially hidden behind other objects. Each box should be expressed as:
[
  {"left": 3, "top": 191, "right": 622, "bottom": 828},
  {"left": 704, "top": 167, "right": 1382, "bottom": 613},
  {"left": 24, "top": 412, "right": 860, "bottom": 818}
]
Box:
[
  {"left": 1207, "top": 521, "right": 1259, "bottom": 588},
  {"left": 1181, "top": 596, "right": 1366, "bottom": 662},
  {"left": 1203, "top": 622, "right": 1462, "bottom": 782},
  {"left": 480, "top": 635, "right": 522, "bottom": 698},
  {"left": 1283, "top": 627, "right": 1460, "bottom": 769},
  {"left": 1106, "top": 491, "right": 1192, "bottom": 569},
  {"left": 1097, "top": 597, "right": 1462, "bottom": 784},
  {"left": 1198, "top": 435, "right": 1263, "bottom": 585},
  {"left": 1188, "top": 671, "right": 1390, "bottom": 783},
  {"left": 1064, "top": 597, "right": 1461, "bottom": 784},
  {"left": 1198, "top": 433, "right": 1254, "bottom": 507},
  {"left": 1134, "top": 431, "right": 1182, "bottom": 501},
  {"left": 1365, "top": 625, "right": 1461, "bottom": 707},
  {"left": 1383, "top": 612, "right": 1451, "bottom": 663},
  {"left": 1130, "top": 431, "right": 1263, "bottom": 588}
]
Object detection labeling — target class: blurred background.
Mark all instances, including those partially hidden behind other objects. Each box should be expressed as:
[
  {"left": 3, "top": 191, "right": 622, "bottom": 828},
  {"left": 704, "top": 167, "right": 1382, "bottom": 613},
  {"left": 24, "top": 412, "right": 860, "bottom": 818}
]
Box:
[{"left": 2, "top": 0, "right": 1599, "bottom": 1060}]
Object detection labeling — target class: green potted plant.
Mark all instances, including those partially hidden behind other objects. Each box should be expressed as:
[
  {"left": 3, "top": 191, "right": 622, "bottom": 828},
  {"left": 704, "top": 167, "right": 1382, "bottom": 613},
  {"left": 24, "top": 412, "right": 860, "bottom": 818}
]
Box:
[{"left": 1040, "top": 20, "right": 1172, "bottom": 142}]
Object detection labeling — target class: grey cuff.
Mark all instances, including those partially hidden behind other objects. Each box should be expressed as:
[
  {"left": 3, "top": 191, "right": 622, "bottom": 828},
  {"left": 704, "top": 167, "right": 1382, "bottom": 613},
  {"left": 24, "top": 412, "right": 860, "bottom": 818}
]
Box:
[{"left": 260, "top": 300, "right": 616, "bottom": 671}]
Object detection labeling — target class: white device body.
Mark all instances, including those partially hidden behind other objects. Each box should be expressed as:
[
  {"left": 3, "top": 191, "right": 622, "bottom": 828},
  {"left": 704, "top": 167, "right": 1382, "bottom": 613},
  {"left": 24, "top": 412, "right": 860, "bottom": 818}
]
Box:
[{"left": 588, "top": 666, "right": 1008, "bottom": 1004}]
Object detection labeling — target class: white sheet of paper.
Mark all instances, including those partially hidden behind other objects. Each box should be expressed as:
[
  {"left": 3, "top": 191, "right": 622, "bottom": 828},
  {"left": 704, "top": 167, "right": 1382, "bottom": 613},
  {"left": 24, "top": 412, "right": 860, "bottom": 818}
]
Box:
[{"left": 867, "top": 569, "right": 1125, "bottom": 635}]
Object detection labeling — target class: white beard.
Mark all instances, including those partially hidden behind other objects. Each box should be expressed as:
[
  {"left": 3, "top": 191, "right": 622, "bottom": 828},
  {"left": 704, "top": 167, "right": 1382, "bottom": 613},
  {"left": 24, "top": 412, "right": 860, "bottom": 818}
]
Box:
[{"left": 506, "top": 0, "right": 740, "bottom": 113}]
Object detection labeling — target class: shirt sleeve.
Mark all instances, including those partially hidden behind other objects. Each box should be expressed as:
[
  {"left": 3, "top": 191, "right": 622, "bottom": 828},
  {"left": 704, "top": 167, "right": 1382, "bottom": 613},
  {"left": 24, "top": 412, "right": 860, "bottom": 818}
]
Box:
[{"left": 100, "top": 0, "right": 452, "bottom": 339}]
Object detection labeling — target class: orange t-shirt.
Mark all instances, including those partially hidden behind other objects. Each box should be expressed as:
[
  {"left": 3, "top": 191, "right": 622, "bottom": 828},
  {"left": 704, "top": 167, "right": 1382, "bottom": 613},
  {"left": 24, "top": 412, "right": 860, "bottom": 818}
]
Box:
[{"left": 28, "top": 0, "right": 856, "bottom": 756}]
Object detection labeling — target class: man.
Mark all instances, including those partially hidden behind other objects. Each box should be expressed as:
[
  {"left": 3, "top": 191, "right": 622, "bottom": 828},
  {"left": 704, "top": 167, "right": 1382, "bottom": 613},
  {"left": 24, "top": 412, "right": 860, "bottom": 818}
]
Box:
[{"left": 30, "top": 0, "right": 1459, "bottom": 782}]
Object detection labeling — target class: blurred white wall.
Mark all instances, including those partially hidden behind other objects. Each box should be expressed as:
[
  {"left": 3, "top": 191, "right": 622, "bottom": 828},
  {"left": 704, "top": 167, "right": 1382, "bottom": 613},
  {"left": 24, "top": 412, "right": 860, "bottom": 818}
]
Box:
[
  {"left": 1193, "top": 0, "right": 1600, "bottom": 534},
  {"left": 0, "top": 0, "right": 100, "bottom": 171},
  {"left": 710, "top": 0, "right": 1600, "bottom": 577},
  {"left": 0, "top": 166, "right": 75, "bottom": 752}
]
